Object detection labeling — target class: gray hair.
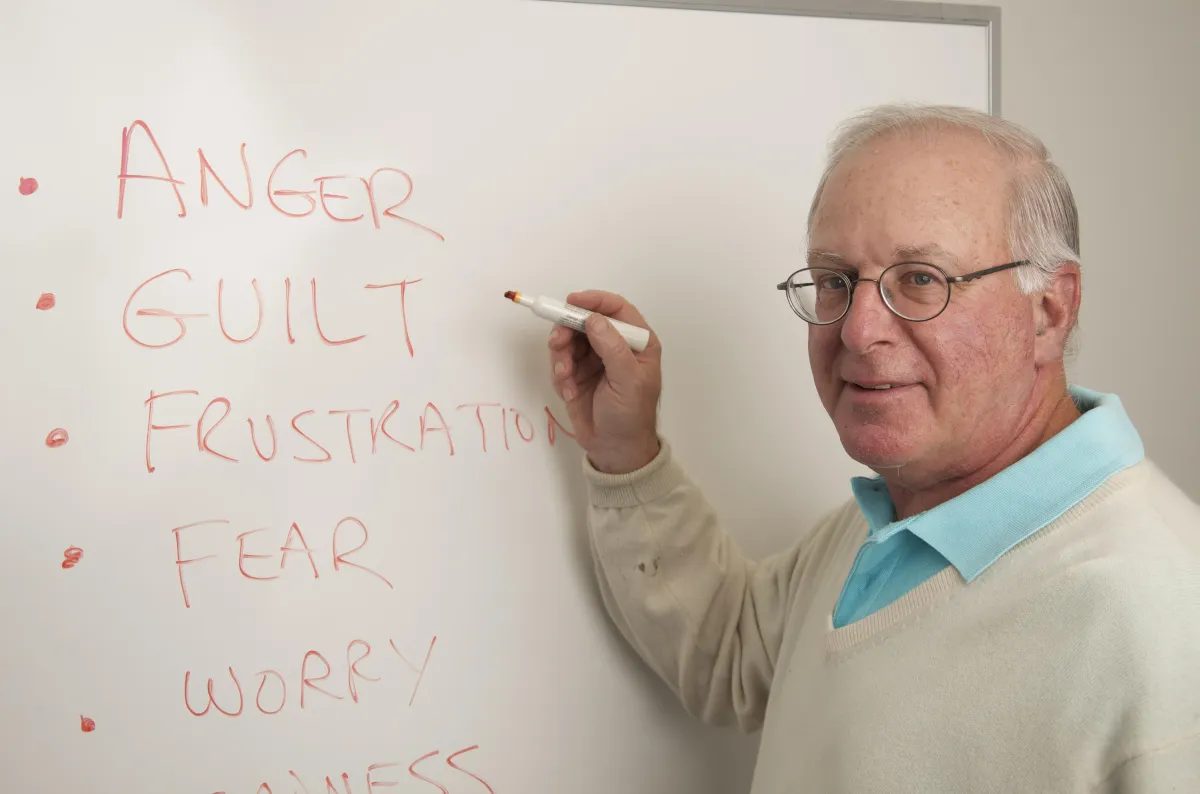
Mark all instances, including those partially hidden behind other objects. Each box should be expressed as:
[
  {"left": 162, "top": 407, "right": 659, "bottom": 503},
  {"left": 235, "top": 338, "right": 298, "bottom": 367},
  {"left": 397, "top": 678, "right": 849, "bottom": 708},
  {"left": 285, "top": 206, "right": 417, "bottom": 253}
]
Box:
[{"left": 807, "top": 104, "right": 1080, "bottom": 297}]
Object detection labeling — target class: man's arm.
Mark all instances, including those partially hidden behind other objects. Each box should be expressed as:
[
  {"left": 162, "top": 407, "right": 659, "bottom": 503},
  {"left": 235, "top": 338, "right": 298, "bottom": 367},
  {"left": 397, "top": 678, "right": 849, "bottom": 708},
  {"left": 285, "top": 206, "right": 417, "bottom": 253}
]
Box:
[
  {"left": 1092, "top": 732, "right": 1200, "bottom": 793},
  {"left": 582, "top": 439, "right": 818, "bottom": 733}
]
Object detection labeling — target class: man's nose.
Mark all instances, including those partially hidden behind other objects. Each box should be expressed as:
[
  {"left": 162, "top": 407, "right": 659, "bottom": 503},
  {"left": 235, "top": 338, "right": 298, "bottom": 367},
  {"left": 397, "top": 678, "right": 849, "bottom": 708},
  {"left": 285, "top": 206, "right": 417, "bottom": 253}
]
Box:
[{"left": 839, "top": 279, "right": 900, "bottom": 353}]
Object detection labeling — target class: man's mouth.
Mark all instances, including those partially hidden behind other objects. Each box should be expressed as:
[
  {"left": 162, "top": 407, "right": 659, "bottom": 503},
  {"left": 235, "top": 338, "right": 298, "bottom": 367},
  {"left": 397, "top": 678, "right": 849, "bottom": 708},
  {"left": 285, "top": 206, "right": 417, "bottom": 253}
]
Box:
[{"left": 844, "top": 380, "right": 918, "bottom": 396}]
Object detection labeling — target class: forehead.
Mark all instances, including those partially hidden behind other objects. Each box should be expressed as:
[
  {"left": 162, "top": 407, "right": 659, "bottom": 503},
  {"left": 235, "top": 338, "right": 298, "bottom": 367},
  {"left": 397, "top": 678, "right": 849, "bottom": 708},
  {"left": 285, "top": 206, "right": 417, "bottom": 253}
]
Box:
[{"left": 810, "top": 128, "right": 1011, "bottom": 261}]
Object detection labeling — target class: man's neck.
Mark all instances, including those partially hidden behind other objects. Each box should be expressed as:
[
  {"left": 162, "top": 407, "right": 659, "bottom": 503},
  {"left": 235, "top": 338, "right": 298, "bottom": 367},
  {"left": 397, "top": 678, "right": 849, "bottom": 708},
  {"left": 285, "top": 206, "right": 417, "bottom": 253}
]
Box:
[{"left": 887, "top": 380, "right": 1082, "bottom": 520}]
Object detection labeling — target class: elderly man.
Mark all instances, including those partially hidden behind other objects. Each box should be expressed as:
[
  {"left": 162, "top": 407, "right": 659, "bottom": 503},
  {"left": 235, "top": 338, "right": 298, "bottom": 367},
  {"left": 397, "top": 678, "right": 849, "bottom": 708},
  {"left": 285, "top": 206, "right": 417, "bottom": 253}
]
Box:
[{"left": 547, "top": 104, "right": 1200, "bottom": 792}]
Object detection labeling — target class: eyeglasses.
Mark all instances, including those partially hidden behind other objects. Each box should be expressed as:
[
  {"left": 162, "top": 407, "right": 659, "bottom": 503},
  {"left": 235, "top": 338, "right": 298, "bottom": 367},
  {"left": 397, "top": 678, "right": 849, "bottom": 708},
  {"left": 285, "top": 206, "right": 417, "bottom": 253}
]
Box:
[{"left": 776, "top": 260, "right": 1029, "bottom": 324}]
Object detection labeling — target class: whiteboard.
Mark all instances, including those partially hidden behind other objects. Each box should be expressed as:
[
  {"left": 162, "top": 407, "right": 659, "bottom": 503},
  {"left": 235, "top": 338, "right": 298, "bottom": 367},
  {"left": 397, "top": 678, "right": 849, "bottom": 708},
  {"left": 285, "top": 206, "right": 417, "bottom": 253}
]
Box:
[{"left": 0, "top": 1, "right": 990, "bottom": 792}]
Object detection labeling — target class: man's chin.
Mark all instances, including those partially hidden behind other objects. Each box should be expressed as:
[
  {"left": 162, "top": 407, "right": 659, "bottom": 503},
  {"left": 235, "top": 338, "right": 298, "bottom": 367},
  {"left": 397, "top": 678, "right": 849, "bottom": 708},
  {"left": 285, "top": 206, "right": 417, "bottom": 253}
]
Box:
[{"left": 836, "top": 424, "right": 920, "bottom": 471}]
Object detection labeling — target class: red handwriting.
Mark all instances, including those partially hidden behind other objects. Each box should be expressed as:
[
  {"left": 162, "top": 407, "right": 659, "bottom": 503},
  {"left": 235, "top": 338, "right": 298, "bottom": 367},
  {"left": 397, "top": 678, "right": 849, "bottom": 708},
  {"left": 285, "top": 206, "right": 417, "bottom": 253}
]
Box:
[
  {"left": 19, "top": 177, "right": 39, "bottom": 195},
  {"left": 172, "top": 516, "right": 391, "bottom": 608},
  {"left": 116, "top": 120, "right": 443, "bottom": 239},
  {"left": 311, "top": 280, "right": 365, "bottom": 346},
  {"left": 545, "top": 406, "right": 577, "bottom": 446},
  {"left": 119, "top": 120, "right": 186, "bottom": 217},
  {"left": 209, "top": 747, "right": 493, "bottom": 794},
  {"left": 36, "top": 292, "right": 56, "bottom": 310},
  {"left": 285, "top": 278, "right": 295, "bottom": 344},
  {"left": 456, "top": 403, "right": 502, "bottom": 453},
  {"left": 80, "top": 715, "right": 96, "bottom": 732},
  {"left": 248, "top": 415, "right": 277, "bottom": 461},
  {"left": 144, "top": 390, "right": 198, "bottom": 472},
  {"left": 446, "top": 746, "right": 496, "bottom": 794},
  {"left": 256, "top": 670, "right": 286, "bottom": 716},
  {"left": 409, "top": 750, "right": 449, "bottom": 793},
  {"left": 45, "top": 428, "right": 69, "bottom": 448},
  {"left": 62, "top": 546, "right": 83, "bottom": 569},
  {"left": 217, "top": 278, "right": 262, "bottom": 343},
  {"left": 314, "top": 175, "right": 361, "bottom": 223},
  {"left": 199, "top": 143, "right": 252, "bottom": 210},
  {"left": 122, "top": 270, "right": 420, "bottom": 351},
  {"left": 184, "top": 667, "right": 244, "bottom": 717},
  {"left": 199, "top": 398, "right": 238, "bottom": 463},
  {"left": 123, "top": 271, "right": 206, "bottom": 350},
  {"left": 363, "top": 279, "right": 422, "bottom": 357},
  {"left": 184, "top": 634, "right": 436, "bottom": 717},
  {"left": 290, "top": 410, "right": 333, "bottom": 463},
  {"left": 143, "top": 391, "right": 575, "bottom": 472}
]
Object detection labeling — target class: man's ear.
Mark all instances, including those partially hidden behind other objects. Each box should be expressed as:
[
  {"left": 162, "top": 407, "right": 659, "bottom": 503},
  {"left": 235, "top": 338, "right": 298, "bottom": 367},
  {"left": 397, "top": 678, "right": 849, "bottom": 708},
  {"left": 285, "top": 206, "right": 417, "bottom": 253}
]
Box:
[{"left": 1033, "top": 261, "right": 1081, "bottom": 365}]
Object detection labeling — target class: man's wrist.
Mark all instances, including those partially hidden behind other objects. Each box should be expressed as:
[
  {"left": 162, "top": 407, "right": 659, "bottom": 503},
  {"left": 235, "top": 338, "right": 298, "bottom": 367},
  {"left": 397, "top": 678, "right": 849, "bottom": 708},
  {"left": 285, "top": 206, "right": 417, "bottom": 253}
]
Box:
[{"left": 587, "top": 437, "right": 662, "bottom": 476}]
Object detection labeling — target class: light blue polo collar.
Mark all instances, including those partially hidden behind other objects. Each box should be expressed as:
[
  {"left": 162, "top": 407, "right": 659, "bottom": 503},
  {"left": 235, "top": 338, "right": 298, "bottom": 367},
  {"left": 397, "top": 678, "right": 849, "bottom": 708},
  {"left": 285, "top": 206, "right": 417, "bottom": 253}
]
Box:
[{"left": 849, "top": 386, "right": 1145, "bottom": 582}]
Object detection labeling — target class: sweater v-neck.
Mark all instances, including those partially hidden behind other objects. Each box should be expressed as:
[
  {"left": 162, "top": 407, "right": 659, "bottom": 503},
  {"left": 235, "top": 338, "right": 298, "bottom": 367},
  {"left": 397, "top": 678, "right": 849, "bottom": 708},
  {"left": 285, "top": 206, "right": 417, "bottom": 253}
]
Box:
[{"left": 822, "top": 461, "right": 1144, "bottom": 656}]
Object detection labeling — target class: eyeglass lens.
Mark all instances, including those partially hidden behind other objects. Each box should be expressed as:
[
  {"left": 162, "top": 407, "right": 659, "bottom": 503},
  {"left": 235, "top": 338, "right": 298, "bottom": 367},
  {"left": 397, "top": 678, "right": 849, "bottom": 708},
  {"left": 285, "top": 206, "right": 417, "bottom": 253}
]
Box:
[{"left": 786, "top": 264, "right": 950, "bottom": 322}]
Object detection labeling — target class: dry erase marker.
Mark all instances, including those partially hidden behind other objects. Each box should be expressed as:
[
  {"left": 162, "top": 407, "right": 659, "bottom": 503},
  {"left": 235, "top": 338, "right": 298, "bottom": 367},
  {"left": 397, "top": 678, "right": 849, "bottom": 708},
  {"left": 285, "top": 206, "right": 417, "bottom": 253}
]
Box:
[{"left": 503, "top": 291, "right": 650, "bottom": 352}]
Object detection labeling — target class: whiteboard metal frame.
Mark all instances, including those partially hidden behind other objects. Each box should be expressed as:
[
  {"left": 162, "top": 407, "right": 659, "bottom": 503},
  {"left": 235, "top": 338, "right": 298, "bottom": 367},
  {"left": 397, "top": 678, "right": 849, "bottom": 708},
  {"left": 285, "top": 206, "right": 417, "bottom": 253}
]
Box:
[{"left": 537, "top": 0, "right": 1003, "bottom": 114}]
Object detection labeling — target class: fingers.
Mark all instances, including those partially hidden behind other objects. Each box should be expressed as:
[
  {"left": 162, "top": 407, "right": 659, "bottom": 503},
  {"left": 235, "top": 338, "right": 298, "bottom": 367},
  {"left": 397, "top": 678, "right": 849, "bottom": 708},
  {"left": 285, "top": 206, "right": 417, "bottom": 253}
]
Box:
[
  {"left": 547, "top": 324, "right": 575, "bottom": 351},
  {"left": 572, "top": 353, "right": 606, "bottom": 386},
  {"left": 555, "top": 361, "right": 602, "bottom": 404},
  {"left": 549, "top": 328, "right": 584, "bottom": 380},
  {"left": 566, "top": 290, "right": 655, "bottom": 342},
  {"left": 554, "top": 347, "right": 605, "bottom": 385},
  {"left": 548, "top": 289, "right": 659, "bottom": 398},
  {"left": 550, "top": 340, "right": 603, "bottom": 398},
  {"left": 583, "top": 313, "right": 638, "bottom": 380}
]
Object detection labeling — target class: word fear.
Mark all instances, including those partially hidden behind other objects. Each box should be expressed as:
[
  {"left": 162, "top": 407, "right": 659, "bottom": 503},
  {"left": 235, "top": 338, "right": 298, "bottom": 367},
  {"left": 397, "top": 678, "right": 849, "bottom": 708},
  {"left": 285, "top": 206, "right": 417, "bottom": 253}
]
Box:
[{"left": 173, "top": 515, "right": 390, "bottom": 608}]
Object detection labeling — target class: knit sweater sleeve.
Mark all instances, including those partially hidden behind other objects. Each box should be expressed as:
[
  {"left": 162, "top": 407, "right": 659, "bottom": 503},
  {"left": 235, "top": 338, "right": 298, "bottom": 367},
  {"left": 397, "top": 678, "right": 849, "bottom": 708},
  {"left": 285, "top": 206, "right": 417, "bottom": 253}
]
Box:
[
  {"left": 1092, "top": 731, "right": 1200, "bottom": 792},
  {"left": 582, "top": 438, "right": 825, "bottom": 733}
]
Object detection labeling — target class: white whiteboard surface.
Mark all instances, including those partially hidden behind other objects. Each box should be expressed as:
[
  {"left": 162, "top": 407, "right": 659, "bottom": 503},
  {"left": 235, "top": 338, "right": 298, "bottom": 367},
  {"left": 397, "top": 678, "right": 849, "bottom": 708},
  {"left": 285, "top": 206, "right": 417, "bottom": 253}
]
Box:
[{"left": 0, "top": 2, "right": 989, "bottom": 792}]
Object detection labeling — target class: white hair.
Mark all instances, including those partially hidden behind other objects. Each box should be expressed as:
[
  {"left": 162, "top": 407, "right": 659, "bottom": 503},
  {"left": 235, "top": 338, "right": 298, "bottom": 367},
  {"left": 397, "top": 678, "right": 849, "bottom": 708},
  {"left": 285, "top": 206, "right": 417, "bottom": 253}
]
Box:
[{"left": 807, "top": 104, "right": 1081, "bottom": 298}]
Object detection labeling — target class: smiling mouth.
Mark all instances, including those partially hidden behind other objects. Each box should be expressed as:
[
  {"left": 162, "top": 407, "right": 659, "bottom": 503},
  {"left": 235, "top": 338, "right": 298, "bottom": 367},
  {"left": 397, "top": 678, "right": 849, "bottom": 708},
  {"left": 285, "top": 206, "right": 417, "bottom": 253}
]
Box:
[{"left": 845, "top": 381, "right": 915, "bottom": 393}]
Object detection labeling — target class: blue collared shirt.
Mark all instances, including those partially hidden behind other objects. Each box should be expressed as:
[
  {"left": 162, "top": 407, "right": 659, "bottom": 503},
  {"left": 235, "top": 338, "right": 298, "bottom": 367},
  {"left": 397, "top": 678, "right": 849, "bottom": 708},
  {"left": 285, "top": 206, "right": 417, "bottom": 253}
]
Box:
[{"left": 832, "top": 386, "right": 1145, "bottom": 628}]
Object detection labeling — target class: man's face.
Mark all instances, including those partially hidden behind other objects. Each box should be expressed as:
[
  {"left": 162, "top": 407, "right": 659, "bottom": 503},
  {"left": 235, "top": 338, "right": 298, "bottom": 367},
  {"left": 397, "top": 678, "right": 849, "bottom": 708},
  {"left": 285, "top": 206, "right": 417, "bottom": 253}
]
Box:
[{"left": 807, "top": 130, "right": 1040, "bottom": 486}]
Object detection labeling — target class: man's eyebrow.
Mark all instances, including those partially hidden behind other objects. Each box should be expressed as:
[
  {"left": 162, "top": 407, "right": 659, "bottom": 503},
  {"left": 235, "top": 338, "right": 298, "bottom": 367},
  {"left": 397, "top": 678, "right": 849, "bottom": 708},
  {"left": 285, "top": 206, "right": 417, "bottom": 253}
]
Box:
[
  {"left": 806, "top": 249, "right": 850, "bottom": 267},
  {"left": 893, "top": 243, "right": 960, "bottom": 265},
  {"left": 806, "top": 245, "right": 962, "bottom": 269}
]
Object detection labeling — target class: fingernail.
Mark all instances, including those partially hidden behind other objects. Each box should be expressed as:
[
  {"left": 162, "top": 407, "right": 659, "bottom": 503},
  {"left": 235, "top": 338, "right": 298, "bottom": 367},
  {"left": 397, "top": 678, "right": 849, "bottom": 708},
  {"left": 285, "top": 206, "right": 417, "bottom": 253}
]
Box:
[
  {"left": 561, "top": 386, "right": 575, "bottom": 402},
  {"left": 553, "top": 361, "right": 566, "bottom": 376}
]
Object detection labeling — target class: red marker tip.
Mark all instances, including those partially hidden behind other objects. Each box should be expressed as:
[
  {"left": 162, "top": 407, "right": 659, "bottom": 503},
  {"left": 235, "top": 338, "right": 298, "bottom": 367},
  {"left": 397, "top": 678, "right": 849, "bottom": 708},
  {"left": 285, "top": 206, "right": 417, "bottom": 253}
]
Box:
[{"left": 503, "top": 290, "right": 517, "bottom": 301}]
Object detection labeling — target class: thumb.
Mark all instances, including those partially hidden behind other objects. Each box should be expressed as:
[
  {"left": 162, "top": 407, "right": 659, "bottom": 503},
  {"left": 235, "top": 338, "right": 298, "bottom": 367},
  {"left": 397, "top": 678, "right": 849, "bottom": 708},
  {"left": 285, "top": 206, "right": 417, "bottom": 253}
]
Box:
[{"left": 585, "top": 313, "right": 637, "bottom": 379}]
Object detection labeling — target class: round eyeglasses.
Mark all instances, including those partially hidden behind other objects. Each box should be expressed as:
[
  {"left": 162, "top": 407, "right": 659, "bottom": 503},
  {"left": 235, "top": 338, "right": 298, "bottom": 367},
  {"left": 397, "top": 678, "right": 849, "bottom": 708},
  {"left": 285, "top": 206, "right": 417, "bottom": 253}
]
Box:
[{"left": 776, "top": 260, "right": 1029, "bottom": 324}]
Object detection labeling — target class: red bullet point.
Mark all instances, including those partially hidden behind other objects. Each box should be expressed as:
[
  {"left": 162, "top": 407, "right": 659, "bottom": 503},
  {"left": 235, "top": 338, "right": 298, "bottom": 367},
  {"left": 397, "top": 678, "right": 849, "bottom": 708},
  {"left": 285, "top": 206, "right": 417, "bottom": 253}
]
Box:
[
  {"left": 45, "top": 428, "right": 69, "bottom": 448},
  {"left": 62, "top": 546, "right": 83, "bottom": 569},
  {"left": 81, "top": 716, "right": 96, "bottom": 732},
  {"left": 19, "top": 177, "right": 38, "bottom": 195},
  {"left": 36, "top": 293, "right": 56, "bottom": 311}
]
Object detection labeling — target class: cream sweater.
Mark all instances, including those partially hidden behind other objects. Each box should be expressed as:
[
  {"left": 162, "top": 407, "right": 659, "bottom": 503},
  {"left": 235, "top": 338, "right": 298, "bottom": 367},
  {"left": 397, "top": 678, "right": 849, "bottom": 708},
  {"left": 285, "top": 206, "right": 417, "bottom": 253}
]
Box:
[{"left": 584, "top": 441, "right": 1200, "bottom": 793}]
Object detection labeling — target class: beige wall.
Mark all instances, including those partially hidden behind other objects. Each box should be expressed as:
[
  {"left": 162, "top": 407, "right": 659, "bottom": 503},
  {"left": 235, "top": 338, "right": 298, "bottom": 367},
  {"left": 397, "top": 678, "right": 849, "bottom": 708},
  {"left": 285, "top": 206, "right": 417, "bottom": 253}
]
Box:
[{"left": 903, "top": 0, "right": 1200, "bottom": 496}]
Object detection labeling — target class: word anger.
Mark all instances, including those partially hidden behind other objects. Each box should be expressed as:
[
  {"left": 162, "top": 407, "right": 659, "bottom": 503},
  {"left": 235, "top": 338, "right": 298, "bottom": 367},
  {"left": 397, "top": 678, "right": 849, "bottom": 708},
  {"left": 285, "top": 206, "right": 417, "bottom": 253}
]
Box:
[
  {"left": 144, "top": 391, "right": 577, "bottom": 473},
  {"left": 213, "top": 744, "right": 494, "bottom": 794},
  {"left": 173, "top": 515, "right": 390, "bottom": 608},
  {"left": 123, "top": 269, "right": 422, "bottom": 353},
  {"left": 117, "top": 120, "right": 444, "bottom": 239},
  {"left": 185, "top": 634, "right": 436, "bottom": 718}
]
